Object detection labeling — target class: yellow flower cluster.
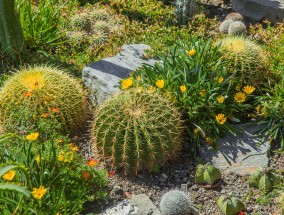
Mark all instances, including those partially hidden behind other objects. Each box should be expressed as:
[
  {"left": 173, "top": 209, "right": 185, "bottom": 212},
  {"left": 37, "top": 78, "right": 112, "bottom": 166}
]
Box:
[
  {"left": 32, "top": 186, "right": 47, "bottom": 200},
  {"left": 121, "top": 78, "right": 133, "bottom": 90},
  {"left": 58, "top": 151, "right": 74, "bottom": 163}
]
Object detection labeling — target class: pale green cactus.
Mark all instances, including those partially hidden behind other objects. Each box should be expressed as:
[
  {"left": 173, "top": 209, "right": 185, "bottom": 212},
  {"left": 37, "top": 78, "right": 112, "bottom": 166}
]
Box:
[
  {"left": 217, "top": 196, "right": 245, "bottom": 215},
  {"left": 194, "top": 163, "right": 221, "bottom": 185},
  {"left": 219, "top": 20, "right": 233, "bottom": 33}
]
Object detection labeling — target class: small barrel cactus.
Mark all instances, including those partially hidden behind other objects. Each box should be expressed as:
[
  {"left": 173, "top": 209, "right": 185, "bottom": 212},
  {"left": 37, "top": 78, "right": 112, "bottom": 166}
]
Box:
[
  {"left": 175, "top": 0, "right": 200, "bottom": 25},
  {"left": 71, "top": 13, "right": 92, "bottom": 31},
  {"left": 0, "top": 66, "right": 88, "bottom": 134},
  {"left": 91, "top": 89, "right": 183, "bottom": 174},
  {"left": 248, "top": 168, "right": 282, "bottom": 192},
  {"left": 219, "top": 20, "right": 233, "bottom": 33},
  {"left": 217, "top": 196, "right": 245, "bottom": 215},
  {"left": 160, "top": 190, "right": 192, "bottom": 215},
  {"left": 228, "top": 21, "right": 246, "bottom": 36},
  {"left": 195, "top": 163, "right": 221, "bottom": 185},
  {"left": 225, "top": 12, "right": 244, "bottom": 22}
]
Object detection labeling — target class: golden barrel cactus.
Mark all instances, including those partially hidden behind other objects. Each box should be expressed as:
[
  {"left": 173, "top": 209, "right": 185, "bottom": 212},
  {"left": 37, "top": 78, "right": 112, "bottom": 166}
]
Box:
[{"left": 0, "top": 66, "right": 88, "bottom": 133}]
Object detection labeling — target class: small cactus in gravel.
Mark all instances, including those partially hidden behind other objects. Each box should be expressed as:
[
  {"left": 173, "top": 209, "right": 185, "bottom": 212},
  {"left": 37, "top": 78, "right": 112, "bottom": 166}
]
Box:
[
  {"left": 72, "top": 13, "right": 92, "bottom": 31},
  {"left": 175, "top": 0, "right": 200, "bottom": 24},
  {"left": 217, "top": 196, "right": 245, "bottom": 215},
  {"left": 91, "top": 89, "right": 183, "bottom": 174},
  {"left": 195, "top": 163, "right": 221, "bottom": 185},
  {"left": 160, "top": 190, "right": 192, "bottom": 215},
  {"left": 219, "top": 20, "right": 233, "bottom": 33},
  {"left": 228, "top": 21, "right": 246, "bottom": 36},
  {"left": 225, "top": 12, "right": 244, "bottom": 22}
]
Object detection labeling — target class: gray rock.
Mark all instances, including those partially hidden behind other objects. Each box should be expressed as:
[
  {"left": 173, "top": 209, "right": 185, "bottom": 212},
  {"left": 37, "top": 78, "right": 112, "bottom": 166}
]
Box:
[
  {"left": 100, "top": 200, "right": 139, "bottom": 215},
  {"left": 82, "top": 44, "right": 159, "bottom": 106},
  {"left": 199, "top": 123, "right": 270, "bottom": 176},
  {"left": 232, "top": 0, "right": 284, "bottom": 23},
  {"left": 128, "top": 194, "right": 161, "bottom": 215}
]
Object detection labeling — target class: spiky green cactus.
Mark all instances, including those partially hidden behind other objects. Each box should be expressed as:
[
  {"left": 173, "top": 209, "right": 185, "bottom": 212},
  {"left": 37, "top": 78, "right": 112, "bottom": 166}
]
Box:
[
  {"left": 0, "top": 0, "right": 26, "bottom": 63},
  {"left": 228, "top": 21, "right": 246, "bottom": 36},
  {"left": 160, "top": 190, "right": 192, "bottom": 215},
  {"left": 0, "top": 66, "right": 88, "bottom": 134},
  {"left": 219, "top": 20, "right": 233, "bottom": 33},
  {"left": 225, "top": 12, "right": 244, "bottom": 22},
  {"left": 195, "top": 163, "right": 221, "bottom": 185},
  {"left": 175, "top": 0, "right": 200, "bottom": 25},
  {"left": 72, "top": 13, "right": 92, "bottom": 31},
  {"left": 92, "top": 89, "right": 183, "bottom": 174},
  {"left": 218, "top": 36, "right": 268, "bottom": 86},
  {"left": 217, "top": 196, "right": 245, "bottom": 215}
]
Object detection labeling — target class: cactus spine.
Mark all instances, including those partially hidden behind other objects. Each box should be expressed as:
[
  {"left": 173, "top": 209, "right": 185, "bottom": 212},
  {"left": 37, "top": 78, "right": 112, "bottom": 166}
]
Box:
[
  {"left": 92, "top": 89, "right": 183, "bottom": 174},
  {"left": 175, "top": 0, "right": 200, "bottom": 25},
  {"left": 0, "top": 0, "right": 26, "bottom": 63}
]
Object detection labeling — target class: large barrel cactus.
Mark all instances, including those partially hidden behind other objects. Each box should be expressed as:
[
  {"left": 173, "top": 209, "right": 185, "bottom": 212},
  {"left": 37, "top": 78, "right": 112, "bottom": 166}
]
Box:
[
  {"left": 0, "top": 0, "right": 26, "bottom": 63},
  {"left": 0, "top": 66, "right": 88, "bottom": 134},
  {"left": 92, "top": 89, "right": 183, "bottom": 174}
]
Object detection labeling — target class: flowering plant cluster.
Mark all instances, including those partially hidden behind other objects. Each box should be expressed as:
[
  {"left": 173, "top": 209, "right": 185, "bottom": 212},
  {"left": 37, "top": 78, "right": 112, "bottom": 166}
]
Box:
[{"left": 120, "top": 37, "right": 256, "bottom": 149}]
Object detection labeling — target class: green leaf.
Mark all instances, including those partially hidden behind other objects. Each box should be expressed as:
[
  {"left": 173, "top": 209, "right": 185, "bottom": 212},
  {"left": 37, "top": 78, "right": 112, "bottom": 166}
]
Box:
[
  {"left": 0, "top": 184, "right": 31, "bottom": 197},
  {"left": 0, "top": 164, "right": 18, "bottom": 177}
]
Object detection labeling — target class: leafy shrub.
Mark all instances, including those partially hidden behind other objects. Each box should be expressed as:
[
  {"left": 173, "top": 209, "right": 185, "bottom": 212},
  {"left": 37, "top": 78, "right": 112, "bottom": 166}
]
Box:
[
  {"left": 135, "top": 36, "right": 255, "bottom": 148},
  {"left": 0, "top": 66, "right": 88, "bottom": 135}
]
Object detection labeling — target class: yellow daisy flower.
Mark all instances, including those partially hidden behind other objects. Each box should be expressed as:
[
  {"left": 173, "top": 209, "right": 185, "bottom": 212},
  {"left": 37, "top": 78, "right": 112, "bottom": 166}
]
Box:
[
  {"left": 234, "top": 92, "right": 246, "bottom": 103},
  {"left": 243, "top": 85, "right": 255, "bottom": 94},
  {"left": 180, "top": 85, "right": 186, "bottom": 93},
  {"left": 121, "top": 78, "right": 133, "bottom": 90},
  {"left": 156, "top": 80, "right": 165, "bottom": 89},
  {"left": 187, "top": 49, "right": 196, "bottom": 57},
  {"left": 2, "top": 170, "right": 16, "bottom": 181},
  {"left": 217, "top": 95, "right": 225, "bottom": 104},
  {"left": 26, "top": 132, "right": 39, "bottom": 141},
  {"left": 216, "top": 113, "right": 227, "bottom": 124},
  {"left": 32, "top": 186, "right": 47, "bottom": 200}
]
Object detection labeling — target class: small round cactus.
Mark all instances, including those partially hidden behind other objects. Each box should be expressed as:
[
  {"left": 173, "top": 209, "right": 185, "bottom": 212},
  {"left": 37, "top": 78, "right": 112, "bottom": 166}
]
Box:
[
  {"left": 217, "top": 195, "right": 245, "bottom": 215},
  {"left": 160, "top": 190, "right": 192, "bottom": 215},
  {"left": 219, "top": 20, "right": 233, "bottom": 33},
  {"left": 195, "top": 163, "right": 222, "bottom": 185},
  {"left": 92, "top": 89, "right": 183, "bottom": 174},
  {"left": 72, "top": 13, "right": 92, "bottom": 31},
  {"left": 0, "top": 66, "right": 88, "bottom": 134},
  {"left": 225, "top": 12, "right": 244, "bottom": 22},
  {"left": 228, "top": 21, "right": 246, "bottom": 36}
]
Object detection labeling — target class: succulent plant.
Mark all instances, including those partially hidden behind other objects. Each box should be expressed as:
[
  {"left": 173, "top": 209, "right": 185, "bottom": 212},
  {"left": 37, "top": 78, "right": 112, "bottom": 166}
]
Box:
[
  {"left": 160, "top": 190, "right": 192, "bottom": 215},
  {"left": 0, "top": 66, "right": 88, "bottom": 134},
  {"left": 195, "top": 163, "right": 221, "bottom": 185},
  {"left": 92, "top": 89, "right": 183, "bottom": 174},
  {"left": 219, "top": 20, "right": 233, "bottom": 33},
  {"left": 218, "top": 36, "right": 268, "bottom": 86},
  {"left": 71, "top": 13, "right": 92, "bottom": 31},
  {"left": 217, "top": 196, "right": 245, "bottom": 215},
  {"left": 248, "top": 168, "right": 282, "bottom": 192},
  {"left": 175, "top": 0, "right": 200, "bottom": 25},
  {"left": 228, "top": 21, "right": 246, "bottom": 36},
  {"left": 225, "top": 12, "right": 244, "bottom": 22}
]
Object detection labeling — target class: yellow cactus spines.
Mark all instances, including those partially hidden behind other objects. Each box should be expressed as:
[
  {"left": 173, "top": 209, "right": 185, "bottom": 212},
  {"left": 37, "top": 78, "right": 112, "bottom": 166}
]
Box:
[
  {"left": 219, "top": 36, "right": 268, "bottom": 86},
  {"left": 92, "top": 90, "right": 184, "bottom": 174},
  {"left": 0, "top": 66, "right": 88, "bottom": 133}
]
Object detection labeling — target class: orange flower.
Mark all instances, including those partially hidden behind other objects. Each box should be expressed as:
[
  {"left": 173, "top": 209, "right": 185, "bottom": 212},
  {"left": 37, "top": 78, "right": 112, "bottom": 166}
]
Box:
[
  {"left": 50, "top": 107, "right": 59, "bottom": 113},
  {"left": 24, "top": 91, "right": 33, "bottom": 97},
  {"left": 87, "top": 159, "right": 98, "bottom": 167},
  {"left": 68, "top": 143, "right": 79, "bottom": 152},
  {"left": 108, "top": 171, "right": 116, "bottom": 178},
  {"left": 82, "top": 171, "right": 91, "bottom": 180},
  {"left": 41, "top": 113, "right": 49, "bottom": 118}
]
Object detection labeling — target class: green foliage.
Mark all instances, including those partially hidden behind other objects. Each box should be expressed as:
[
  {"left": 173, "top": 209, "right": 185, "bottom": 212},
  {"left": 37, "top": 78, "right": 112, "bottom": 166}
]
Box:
[
  {"left": 0, "top": 66, "right": 88, "bottom": 134},
  {"left": 218, "top": 36, "right": 268, "bottom": 86},
  {"left": 160, "top": 190, "right": 192, "bottom": 215},
  {"left": 194, "top": 163, "right": 221, "bottom": 185},
  {"left": 0, "top": 131, "right": 108, "bottom": 214},
  {"left": 0, "top": 0, "right": 26, "bottom": 63},
  {"left": 217, "top": 196, "right": 245, "bottom": 215},
  {"left": 228, "top": 21, "right": 246, "bottom": 36},
  {"left": 136, "top": 36, "right": 254, "bottom": 149},
  {"left": 175, "top": 0, "right": 201, "bottom": 25},
  {"left": 92, "top": 89, "right": 183, "bottom": 174}
]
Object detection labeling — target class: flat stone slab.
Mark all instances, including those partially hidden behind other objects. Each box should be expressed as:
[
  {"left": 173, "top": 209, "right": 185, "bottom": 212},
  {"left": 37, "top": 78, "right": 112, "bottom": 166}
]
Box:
[
  {"left": 199, "top": 123, "right": 270, "bottom": 176},
  {"left": 99, "top": 200, "right": 139, "bottom": 215},
  {"left": 82, "top": 44, "right": 159, "bottom": 106},
  {"left": 128, "top": 194, "right": 161, "bottom": 215},
  {"left": 232, "top": 0, "right": 284, "bottom": 23}
]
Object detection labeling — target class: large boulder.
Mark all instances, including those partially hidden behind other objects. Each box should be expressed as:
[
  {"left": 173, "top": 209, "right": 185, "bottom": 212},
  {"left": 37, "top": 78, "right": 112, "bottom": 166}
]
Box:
[
  {"left": 232, "top": 0, "right": 284, "bottom": 23},
  {"left": 82, "top": 44, "right": 159, "bottom": 106}
]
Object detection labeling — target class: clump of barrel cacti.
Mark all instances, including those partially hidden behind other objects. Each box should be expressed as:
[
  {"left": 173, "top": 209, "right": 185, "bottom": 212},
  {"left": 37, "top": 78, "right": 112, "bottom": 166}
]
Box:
[
  {"left": 92, "top": 89, "right": 183, "bottom": 174},
  {"left": 218, "top": 36, "right": 268, "bottom": 86},
  {"left": 225, "top": 12, "right": 244, "bottom": 22},
  {"left": 195, "top": 163, "right": 222, "bottom": 185},
  {"left": 0, "top": 66, "right": 88, "bottom": 134},
  {"left": 228, "top": 21, "right": 246, "bottom": 35},
  {"left": 248, "top": 168, "right": 282, "bottom": 192},
  {"left": 175, "top": 0, "right": 201, "bottom": 25},
  {"left": 65, "top": 5, "right": 122, "bottom": 47},
  {"left": 219, "top": 20, "right": 233, "bottom": 33},
  {"left": 217, "top": 195, "right": 245, "bottom": 215},
  {"left": 160, "top": 190, "right": 192, "bottom": 215}
]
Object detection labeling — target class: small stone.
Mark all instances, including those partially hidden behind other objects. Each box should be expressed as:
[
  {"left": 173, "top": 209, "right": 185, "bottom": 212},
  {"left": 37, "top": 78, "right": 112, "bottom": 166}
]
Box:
[{"left": 191, "top": 184, "right": 198, "bottom": 191}]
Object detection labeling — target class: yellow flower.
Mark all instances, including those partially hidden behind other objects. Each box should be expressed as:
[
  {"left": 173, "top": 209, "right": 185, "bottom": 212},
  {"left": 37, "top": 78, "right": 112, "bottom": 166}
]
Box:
[
  {"left": 180, "top": 85, "right": 186, "bottom": 93},
  {"left": 206, "top": 137, "right": 213, "bottom": 145},
  {"left": 21, "top": 73, "right": 45, "bottom": 91},
  {"left": 216, "top": 113, "right": 227, "bottom": 124},
  {"left": 58, "top": 151, "right": 65, "bottom": 161},
  {"left": 156, "top": 80, "right": 164, "bottom": 89},
  {"left": 217, "top": 95, "right": 225, "bottom": 104},
  {"left": 243, "top": 85, "right": 255, "bottom": 94},
  {"left": 32, "top": 186, "right": 47, "bottom": 200},
  {"left": 187, "top": 49, "right": 196, "bottom": 57},
  {"left": 137, "top": 75, "right": 141, "bottom": 81},
  {"left": 26, "top": 132, "right": 39, "bottom": 141},
  {"left": 68, "top": 143, "right": 79, "bottom": 152},
  {"left": 35, "top": 155, "right": 40, "bottom": 164},
  {"left": 121, "top": 78, "right": 133, "bottom": 90},
  {"left": 2, "top": 170, "right": 16, "bottom": 181},
  {"left": 199, "top": 90, "right": 206, "bottom": 97},
  {"left": 194, "top": 128, "right": 199, "bottom": 135},
  {"left": 218, "top": 76, "right": 224, "bottom": 84},
  {"left": 234, "top": 92, "right": 246, "bottom": 103}
]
